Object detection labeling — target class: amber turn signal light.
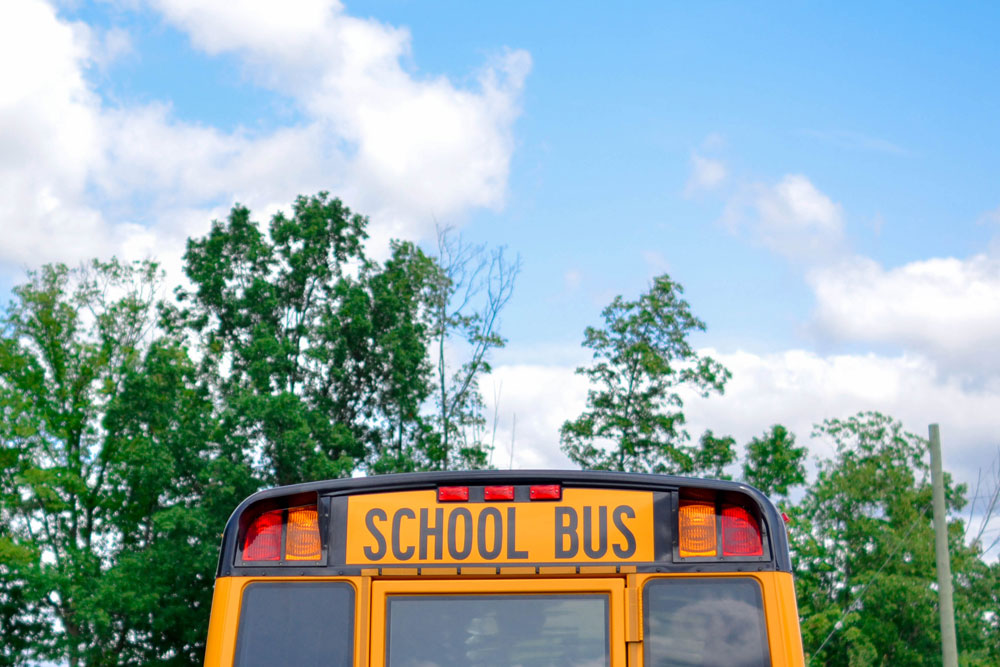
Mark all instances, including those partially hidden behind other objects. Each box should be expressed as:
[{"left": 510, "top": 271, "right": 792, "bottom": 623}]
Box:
[
  {"left": 678, "top": 500, "right": 717, "bottom": 557},
  {"left": 285, "top": 507, "right": 321, "bottom": 561}
]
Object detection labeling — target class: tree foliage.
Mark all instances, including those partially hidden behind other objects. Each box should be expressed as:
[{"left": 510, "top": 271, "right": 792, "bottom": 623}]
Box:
[
  {"left": 4, "top": 197, "right": 999, "bottom": 666},
  {"left": 743, "top": 424, "right": 807, "bottom": 498},
  {"left": 789, "top": 412, "right": 999, "bottom": 665},
  {"left": 0, "top": 193, "right": 516, "bottom": 665},
  {"left": 692, "top": 429, "right": 736, "bottom": 480},
  {"left": 172, "top": 193, "right": 479, "bottom": 482},
  {"left": 560, "top": 274, "right": 731, "bottom": 473},
  {"left": 557, "top": 271, "right": 1000, "bottom": 663},
  {"left": 174, "top": 193, "right": 371, "bottom": 485},
  {"left": 0, "top": 260, "right": 240, "bottom": 665}
]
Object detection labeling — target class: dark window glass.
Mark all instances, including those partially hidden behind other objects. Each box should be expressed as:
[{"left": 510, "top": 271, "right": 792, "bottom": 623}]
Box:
[
  {"left": 234, "top": 582, "right": 354, "bottom": 667},
  {"left": 387, "top": 594, "right": 609, "bottom": 667},
  {"left": 644, "top": 578, "right": 769, "bottom": 667}
]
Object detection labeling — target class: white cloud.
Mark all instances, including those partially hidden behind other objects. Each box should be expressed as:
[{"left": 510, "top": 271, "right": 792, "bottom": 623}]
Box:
[
  {"left": 481, "top": 363, "right": 589, "bottom": 470},
  {"left": 808, "top": 254, "right": 1000, "bottom": 377},
  {"left": 712, "top": 167, "right": 998, "bottom": 380},
  {"left": 754, "top": 173, "right": 842, "bottom": 243},
  {"left": 683, "top": 349, "right": 1000, "bottom": 508},
  {"left": 685, "top": 153, "right": 727, "bottom": 194},
  {"left": 149, "top": 0, "right": 531, "bottom": 235},
  {"left": 86, "top": 25, "right": 133, "bottom": 69},
  {"left": 96, "top": 106, "right": 334, "bottom": 207},
  {"left": 0, "top": 0, "right": 110, "bottom": 268},
  {"left": 722, "top": 174, "right": 845, "bottom": 263},
  {"left": 759, "top": 174, "right": 842, "bottom": 233},
  {"left": 484, "top": 349, "right": 1000, "bottom": 536},
  {"left": 0, "top": 0, "right": 530, "bottom": 279},
  {"left": 150, "top": 0, "right": 345, "bottom": 60}
]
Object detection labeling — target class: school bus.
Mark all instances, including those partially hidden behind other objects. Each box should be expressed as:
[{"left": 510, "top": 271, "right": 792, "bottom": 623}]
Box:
[{"left": 204, "top": 470, "right": 805, "bottom": 666}]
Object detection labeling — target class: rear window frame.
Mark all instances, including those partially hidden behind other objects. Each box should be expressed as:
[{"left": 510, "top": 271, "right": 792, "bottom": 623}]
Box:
[
  {"left": 642, "top": 576, "right": 771, "bottom": 667},
  {"left": 233, "top": 581, "right": 356, "bottom": 667},
  {"left": 385, "top": 592, "right": 611, "bottom": 667}
]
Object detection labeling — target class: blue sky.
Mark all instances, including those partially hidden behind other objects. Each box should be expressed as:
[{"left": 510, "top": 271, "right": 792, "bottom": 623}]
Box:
[{"left": 2, "top": 1, "right": 1000, "bottom": 541}]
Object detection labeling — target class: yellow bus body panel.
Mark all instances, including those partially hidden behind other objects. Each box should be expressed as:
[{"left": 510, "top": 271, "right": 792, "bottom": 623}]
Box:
[
  {"left": 757, "top": 570, "right": 805, "bottom": 666},
  {"left": 204, "top": 571, "right": 803, "bottom": 666}
]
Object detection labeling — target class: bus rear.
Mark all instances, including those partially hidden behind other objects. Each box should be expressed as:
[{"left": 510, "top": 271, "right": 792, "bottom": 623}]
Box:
[{"left": 204, "top": 471, "right": 804, "bottom": 666}]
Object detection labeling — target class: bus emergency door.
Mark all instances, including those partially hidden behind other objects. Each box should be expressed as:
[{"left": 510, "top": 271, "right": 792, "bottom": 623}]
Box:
[{"left": 369, "top": 577, "right": 627, "bottom": 667}]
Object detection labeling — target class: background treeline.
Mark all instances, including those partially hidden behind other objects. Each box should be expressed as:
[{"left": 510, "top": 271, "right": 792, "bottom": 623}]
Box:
[{"left": 0, "top": 194, "right": 997, "bottom": 665}]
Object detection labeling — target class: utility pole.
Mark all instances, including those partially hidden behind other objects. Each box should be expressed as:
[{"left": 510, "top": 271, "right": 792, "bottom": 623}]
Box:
[{"left": 929, "top": 423, "right": 959, "bottom": 667}]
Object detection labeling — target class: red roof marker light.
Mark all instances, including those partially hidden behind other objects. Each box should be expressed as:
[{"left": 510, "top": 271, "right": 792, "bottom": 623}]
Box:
[
  {"left": 529, "top": 484, "right": 561, "bottom": 500},
  {"left": 484, "top": 485, "right": 515, "bottom": 501},
  {"left": 437, "top": 486, "right": 469, "bottom": 502}
]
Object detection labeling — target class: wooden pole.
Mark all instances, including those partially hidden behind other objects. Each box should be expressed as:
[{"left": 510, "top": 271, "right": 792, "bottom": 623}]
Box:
[{"left": 929, "top": 423, "right": 959, "bottom": 667}]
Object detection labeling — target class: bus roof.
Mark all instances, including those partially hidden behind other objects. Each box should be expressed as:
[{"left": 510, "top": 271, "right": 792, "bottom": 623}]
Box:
[{"left": 217, "top": 470, "right": 791, "bottom": 577}]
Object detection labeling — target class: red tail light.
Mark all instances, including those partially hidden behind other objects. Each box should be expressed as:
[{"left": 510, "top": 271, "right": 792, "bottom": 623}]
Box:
[
  {"left": 244, "top": 509, "right": 283, "bottom": 561},
  {"left": 722, "top": 505, "right": 763, "bottom": 557}
]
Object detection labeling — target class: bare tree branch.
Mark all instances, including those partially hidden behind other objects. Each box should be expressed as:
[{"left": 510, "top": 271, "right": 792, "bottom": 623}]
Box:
[
  {"left": 431, "top": 225, "right": 521, "bottom": 465},
  {"left": 971, "top": 445, "right": 1000, "bottom": 551}
]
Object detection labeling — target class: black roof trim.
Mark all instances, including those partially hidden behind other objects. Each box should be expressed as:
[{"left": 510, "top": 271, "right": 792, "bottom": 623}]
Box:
[{"left": 216, "top": 470, "right": 792, "bottom": 576}]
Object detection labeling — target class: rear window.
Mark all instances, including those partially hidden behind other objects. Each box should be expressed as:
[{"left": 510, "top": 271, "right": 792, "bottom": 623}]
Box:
[
  {"left": 234, "top": 582, "right": 354, "bottom": 667},
  {"left": 644, "top": 577, "right": 769, "bottom": 667},
  {"left": 386, "top": 594, "right": 609, "bottom": 667}
]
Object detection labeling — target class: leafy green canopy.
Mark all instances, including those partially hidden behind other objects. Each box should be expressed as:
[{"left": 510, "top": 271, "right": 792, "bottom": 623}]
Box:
[
  {"left": 558, "top": 271, "right": 999, "bottom": 663},
  {"left": 560, "top": 274, "right": 732, "bottom": 473},
  {"left": 789, "top": 412, "right": 999, "bottom": 666},
  {"left": 0, "top": 260, "right": 246, "bottom": 666},
  {"left": 1, "top": 193, "right": 504, "bottom": 666},
  {"left": 743, "top": 424, "right": 807, "bottom": 498},
  {"left": 4, "top": 200, "right": 997, "bottom": 666},
  {"left": 170, "top": 193, "right": 484, "bottom": 481}
]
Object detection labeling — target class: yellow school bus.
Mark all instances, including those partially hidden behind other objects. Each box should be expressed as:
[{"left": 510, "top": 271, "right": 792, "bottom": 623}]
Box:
[{"left": 204, "top": 471, "right": 805, "bottom": 666}]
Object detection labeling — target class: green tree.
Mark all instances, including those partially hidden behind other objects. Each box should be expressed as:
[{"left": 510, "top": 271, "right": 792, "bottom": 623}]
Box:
[
  {"left": 364, "top": 240, "right": 444, "bottom": 473},
  {"left": 790, "top": 412, "right": 998, "bottom": 665},
  {"left": 742, "top": 424, "right": 807, "bottom": 498},
  {"left": 174, "top": 193, "right": 369, "bottom": 485},
  {"left": 560, "top": 274, "right": 731, "bottom": 473},
  {"left": 173, "top": 193, "right": 480, "bottom": 481},
  {"left": 692, "top": 429, "right": 737, "bottom": 479},
  {"left": 0, "top": 533, "right": 48, "bottom": 666},
  {"left": 0, "top": 193, "right": 512, "bottom": 665},
  {"left": 0, "top": 260, "right": 239, "bottom": 666}
]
